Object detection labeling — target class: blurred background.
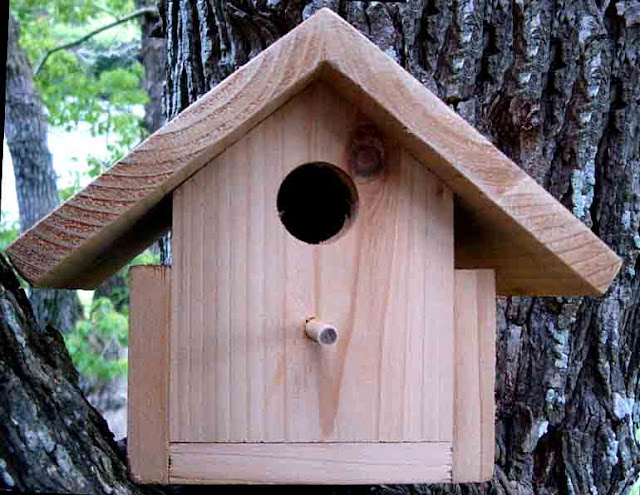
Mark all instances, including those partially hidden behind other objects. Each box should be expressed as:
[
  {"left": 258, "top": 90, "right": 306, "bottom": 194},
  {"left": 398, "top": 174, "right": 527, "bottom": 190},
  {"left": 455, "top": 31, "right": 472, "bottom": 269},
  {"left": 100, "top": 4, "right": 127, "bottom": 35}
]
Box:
[{"left": 3, "top": 0, "right": 165, "bottom": 439}]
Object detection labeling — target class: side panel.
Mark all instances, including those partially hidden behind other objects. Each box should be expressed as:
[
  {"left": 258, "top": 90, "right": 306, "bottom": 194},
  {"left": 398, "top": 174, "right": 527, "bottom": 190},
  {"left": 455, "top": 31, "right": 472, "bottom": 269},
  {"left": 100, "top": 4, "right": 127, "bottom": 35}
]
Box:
[
  {"left": 452, "top": 269, "right": 496, "bottom": 482},
  {"left": 169, "top": 442, "right": 452, "bottom": 484},
  {"left": 171, "top": 82, "right": 454, "bottom": 443},
  {"left": 127, "top": 265, "right": 171, "bottom": 483}
]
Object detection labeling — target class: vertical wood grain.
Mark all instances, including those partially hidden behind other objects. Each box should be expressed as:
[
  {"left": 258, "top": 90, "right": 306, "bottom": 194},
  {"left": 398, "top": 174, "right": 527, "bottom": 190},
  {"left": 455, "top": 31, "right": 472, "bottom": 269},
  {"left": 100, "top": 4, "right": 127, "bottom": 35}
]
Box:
[
  {"left": 246, "top": 129, "right": 267, "bottom": 440},
  {"left": 202, "top": 159, "right": 217, "bottom": 441},
  {"left": 170, "top": 185, "right": 187, "bottom": 441},
  {"left": 263, "top": 109, "right": 287, "bottom": 441},
  {"left": 170, "top": 82, "right": 454, "bottom": 443},
  {"left": 128, "top": 265, "right": 171, "bottom": 483},
  {"left": 453, "top": 269, "right": 496, "bottom": 482}
]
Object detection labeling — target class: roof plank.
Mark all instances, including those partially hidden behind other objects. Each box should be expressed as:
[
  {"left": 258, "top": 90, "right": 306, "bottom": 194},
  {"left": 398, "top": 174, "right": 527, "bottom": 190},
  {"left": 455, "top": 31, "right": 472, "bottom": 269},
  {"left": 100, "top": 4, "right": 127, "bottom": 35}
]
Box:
[{"left": 6, "top": 8, "right": 620, "bottom": 295}]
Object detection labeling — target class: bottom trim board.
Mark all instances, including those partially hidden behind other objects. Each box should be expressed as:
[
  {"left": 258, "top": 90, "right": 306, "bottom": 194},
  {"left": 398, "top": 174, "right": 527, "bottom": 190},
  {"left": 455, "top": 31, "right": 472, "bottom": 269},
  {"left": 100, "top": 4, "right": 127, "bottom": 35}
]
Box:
[{"left": 169, "top": 442, "right": 452, "bottom": 484}]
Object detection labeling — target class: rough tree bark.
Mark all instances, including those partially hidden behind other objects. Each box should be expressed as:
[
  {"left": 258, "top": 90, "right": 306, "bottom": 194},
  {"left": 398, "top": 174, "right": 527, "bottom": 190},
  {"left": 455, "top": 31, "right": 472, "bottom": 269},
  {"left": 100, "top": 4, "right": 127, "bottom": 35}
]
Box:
[
  {"left": 0, "top": 254, "right": 146, "bottom": 494},
  {"left": 161, "top": 1, "right": 640, "bottom": 494},
  {"left": 135, "top": 0, "right": 174, "bottom": 266},
  {"left": 2, "top": 2, "right": 639, "bottom": 494},
  {"left": 5, "top": 13, "right": 82, "bottom": 333},
  {"left": 138, "top": 1, "right": 166, "bottom": 135}
]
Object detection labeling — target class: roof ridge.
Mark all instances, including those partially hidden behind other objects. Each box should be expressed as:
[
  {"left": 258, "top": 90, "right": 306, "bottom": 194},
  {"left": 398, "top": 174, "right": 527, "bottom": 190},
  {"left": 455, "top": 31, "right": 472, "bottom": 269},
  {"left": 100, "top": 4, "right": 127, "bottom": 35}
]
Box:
[{"left": 6, "top": 8, "right": 621, "bottom": 295}]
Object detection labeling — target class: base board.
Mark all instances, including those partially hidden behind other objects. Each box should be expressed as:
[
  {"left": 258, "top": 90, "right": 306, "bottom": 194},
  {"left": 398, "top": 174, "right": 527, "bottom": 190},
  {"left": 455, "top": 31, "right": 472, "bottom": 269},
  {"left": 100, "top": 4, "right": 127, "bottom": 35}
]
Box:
[{"left": 169, "top": 442, "right": 452, "bottom": 484}]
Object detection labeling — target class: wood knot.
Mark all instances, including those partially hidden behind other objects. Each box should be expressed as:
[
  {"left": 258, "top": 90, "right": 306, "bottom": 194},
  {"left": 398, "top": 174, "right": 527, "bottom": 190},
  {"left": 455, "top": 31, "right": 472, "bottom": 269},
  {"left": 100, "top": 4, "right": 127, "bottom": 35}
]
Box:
[{"left": 349, "top": 124, "right": 385, "bottom": 178}]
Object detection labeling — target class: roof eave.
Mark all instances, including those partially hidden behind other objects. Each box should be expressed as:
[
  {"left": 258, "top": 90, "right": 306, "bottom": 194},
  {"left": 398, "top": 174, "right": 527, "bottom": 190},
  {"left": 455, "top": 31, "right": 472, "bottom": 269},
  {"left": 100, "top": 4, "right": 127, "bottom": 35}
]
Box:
[{"left": 6, "top": 8, "right": 621, "bottom": 296}]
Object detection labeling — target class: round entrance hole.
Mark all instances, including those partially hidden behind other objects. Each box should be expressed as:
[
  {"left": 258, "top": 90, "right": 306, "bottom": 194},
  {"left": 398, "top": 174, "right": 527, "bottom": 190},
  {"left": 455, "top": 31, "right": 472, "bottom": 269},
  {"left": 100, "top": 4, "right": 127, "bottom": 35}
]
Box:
[{"left": 277, "top": 162, "right": 358, "bottom": 244}]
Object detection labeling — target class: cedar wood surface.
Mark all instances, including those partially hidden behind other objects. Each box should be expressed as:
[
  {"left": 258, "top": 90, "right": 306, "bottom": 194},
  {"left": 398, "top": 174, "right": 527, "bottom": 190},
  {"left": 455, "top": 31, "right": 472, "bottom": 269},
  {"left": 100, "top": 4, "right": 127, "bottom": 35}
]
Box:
[
  {"left": 5, "top": 9, "right": 621, "bottom": 296},
  {"left": 130, "top": 86, "right": 498, "bottom": 484},
  {"left": 168, "top": 442, "right": 452, "bottom": 484},
  {"left": 170, "top": 83, "right": 455, "bottom": 443},
  {"left": 127, "top": 266, "right": 170, "bottom": 483},
  {"left": 453, "top": 270, "right": 496, "bottom": 482},
  {"left": 126, "top": 265, "right": 499, "bottom": 483}
]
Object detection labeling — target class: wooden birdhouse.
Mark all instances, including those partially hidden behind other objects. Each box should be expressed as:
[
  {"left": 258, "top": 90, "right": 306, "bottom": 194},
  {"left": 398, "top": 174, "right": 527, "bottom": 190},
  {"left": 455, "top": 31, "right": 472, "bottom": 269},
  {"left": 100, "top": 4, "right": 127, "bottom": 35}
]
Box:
[{"left": 6, "top": 9, "right": 621, "bottom": 486}]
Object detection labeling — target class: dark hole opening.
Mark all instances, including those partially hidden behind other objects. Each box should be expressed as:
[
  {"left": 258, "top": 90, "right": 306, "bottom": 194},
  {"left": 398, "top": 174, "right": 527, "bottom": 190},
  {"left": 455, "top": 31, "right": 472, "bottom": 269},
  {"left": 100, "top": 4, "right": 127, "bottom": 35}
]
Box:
[{"left": 277, "top": 163, "right": 357, "bottom": 244}]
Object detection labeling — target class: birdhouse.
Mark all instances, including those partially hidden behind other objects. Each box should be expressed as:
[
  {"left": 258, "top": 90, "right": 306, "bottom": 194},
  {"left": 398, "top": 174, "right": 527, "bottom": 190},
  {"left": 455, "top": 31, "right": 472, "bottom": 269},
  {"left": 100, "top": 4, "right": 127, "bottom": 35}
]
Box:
[{"left": 7, "top": 9, "right": 621, "bottom": 486}]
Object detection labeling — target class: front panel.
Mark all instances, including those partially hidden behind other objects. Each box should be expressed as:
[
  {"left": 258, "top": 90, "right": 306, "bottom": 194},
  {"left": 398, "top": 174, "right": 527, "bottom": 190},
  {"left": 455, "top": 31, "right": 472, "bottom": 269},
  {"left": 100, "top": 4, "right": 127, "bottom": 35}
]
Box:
[{"left": 170, "top": 82, "right": 455, "bottom": 444}]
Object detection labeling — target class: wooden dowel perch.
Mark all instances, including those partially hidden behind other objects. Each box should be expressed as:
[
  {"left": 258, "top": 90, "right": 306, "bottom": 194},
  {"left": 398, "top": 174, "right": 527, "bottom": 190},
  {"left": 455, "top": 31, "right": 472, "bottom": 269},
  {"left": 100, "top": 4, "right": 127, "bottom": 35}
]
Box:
[{"left": 305, "top": 318, "right": 338, "bottom": 346}]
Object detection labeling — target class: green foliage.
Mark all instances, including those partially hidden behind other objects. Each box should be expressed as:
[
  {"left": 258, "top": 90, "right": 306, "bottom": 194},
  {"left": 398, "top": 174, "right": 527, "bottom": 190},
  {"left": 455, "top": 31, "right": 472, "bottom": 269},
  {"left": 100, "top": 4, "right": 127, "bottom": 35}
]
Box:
[
  {"left": 0, "top": 214, "right": 20, "bottom": 250},
  {"left": 13, "top": 0, "right": 137, "bottom": 24},
  {"left": 131, "top": 249, "right": 161, "bottom": 267},
  {"left": 11, "top": 0, "right": 148, "bottom": 176},
  {"left": 61, "top": 248, "right": 160, "bottom": 384},
  {"left": 7, "top": 0, "right": 159, "bottom": 398},
  {"left": 64, "top": 297, "right": 128, "bottom": 382},
  {"left": 58, "top": 168, "right": 86, "bottom": 201},
  {"left": 632, "top": 429, "right": 640, "bottom": 495}
]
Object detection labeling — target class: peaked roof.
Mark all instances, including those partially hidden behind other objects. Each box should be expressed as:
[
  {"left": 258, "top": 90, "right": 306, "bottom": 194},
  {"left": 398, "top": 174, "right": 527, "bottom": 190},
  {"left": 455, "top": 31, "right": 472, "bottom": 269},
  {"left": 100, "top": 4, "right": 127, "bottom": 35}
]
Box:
[{"left": 6, "top": 8, "right": 620, "bottom": 295}]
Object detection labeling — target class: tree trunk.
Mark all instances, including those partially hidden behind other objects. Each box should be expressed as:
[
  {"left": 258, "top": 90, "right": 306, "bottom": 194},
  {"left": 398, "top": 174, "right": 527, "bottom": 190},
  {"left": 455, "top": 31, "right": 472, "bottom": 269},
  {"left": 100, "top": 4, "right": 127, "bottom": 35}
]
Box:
[
  {"left": 138, "top": 1, "right": 166, "bottom": 136},
  {"left": 5, "top": 13, "right": 81, "bottom": 333},
  {"left": 0, "top": 254, "right": 146, "bottom": 494},
  {"left": 2, "top": 2, "right": 638, "bottom": 494},
  {"left": 162, "top": 2, "right": 640, "bottom": 494},
  {"left": 4, "top": 14, "right": 58, "bottom": 232},
  {"left": 136, "top": 0, "right": 173, "bottom": 266}
]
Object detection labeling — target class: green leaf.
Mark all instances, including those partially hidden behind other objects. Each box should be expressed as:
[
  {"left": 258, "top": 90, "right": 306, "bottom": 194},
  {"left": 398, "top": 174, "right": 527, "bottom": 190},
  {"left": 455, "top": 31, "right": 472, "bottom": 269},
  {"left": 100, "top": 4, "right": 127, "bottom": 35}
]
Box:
[
  {"left": 12, "top": 0, "right": 146, "bottom": 170},
  {"left": 0, "top": 214, "right": 20, "bottom": 250},
  {"left": 64, "top": 297, "right": 129, "bottom": 382}
]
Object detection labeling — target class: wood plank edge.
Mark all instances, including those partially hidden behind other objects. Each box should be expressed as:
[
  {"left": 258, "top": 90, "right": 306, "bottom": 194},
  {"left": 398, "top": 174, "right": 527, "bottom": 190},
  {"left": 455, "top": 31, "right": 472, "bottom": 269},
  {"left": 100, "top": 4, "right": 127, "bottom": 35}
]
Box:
[
  {"left": 168, "top": 442, "right": 452, "bottom": 485},
  {"left": 452, "top": 270, "right": 496, "bottom": 484},
  {"left": 127, "top": 266, "right": 171, "bottom": 483}
]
